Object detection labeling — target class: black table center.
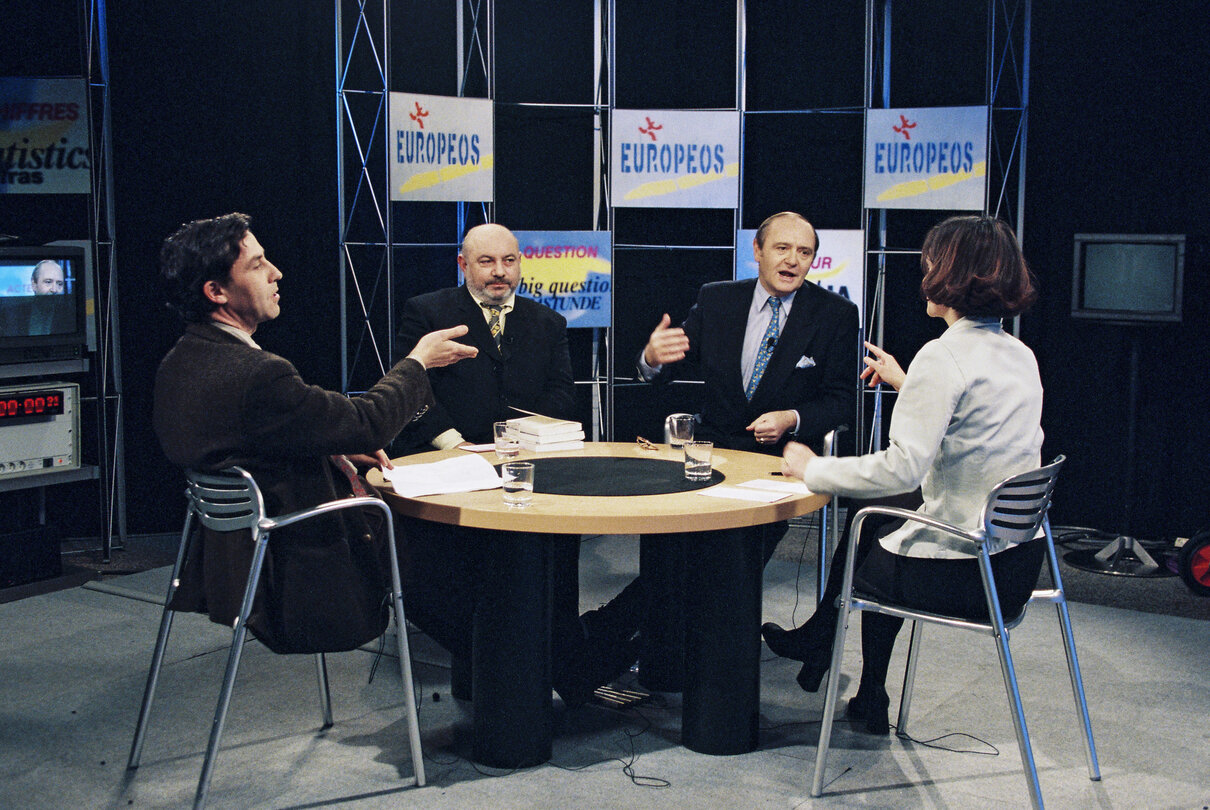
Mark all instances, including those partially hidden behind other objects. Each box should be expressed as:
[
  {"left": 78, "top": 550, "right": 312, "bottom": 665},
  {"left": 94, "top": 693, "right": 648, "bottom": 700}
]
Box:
[{"left": 497, "top": 456, "right": 724, "bottom": 496}]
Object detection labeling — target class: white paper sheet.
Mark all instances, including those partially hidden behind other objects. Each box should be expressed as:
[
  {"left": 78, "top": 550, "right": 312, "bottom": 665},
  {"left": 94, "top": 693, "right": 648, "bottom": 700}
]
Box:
[
  {"left": 384, "top": 454, "right": 501, "bottom": 497},
  {"left": 736, "top": 478, "right": 812, "bottom": 496},
  {"left": 695, "top": 485, "right": 791, "bottom": 503},
  {"left": 458, "top": 443, "right": 497, "bottom": 453}
]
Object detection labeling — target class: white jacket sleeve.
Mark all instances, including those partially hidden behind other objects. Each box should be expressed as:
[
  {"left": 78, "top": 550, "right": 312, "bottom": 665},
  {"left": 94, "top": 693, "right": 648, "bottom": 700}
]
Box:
[{"left": 800, "top": 339, "right": 963, "bottom": 498}]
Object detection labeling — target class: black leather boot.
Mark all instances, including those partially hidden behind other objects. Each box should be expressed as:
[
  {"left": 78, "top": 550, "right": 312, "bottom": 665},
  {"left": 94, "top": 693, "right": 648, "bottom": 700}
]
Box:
[{"left": 845, "top": 683, "right": 890, "bottom": 735}]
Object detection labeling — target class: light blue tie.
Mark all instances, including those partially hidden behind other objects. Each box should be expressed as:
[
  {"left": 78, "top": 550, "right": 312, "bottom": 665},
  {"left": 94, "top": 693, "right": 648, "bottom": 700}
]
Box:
[{"left": 745, "top": 296, "right": 780, "bottom": 400}]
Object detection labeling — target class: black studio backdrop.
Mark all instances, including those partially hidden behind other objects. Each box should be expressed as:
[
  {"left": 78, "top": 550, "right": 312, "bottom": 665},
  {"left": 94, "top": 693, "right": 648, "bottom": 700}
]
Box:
[{"left": 2, "top": 0, "right": 1206, "bottom": 545}]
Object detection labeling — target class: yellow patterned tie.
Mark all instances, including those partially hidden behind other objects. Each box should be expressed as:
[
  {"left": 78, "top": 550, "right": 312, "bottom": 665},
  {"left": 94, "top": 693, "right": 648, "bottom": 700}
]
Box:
[
  {"left": 745, "top": 296, "right": 780, "bottom": 400},
  {"left": 484, "top": 304, "right": 503, "bottom": 349}
]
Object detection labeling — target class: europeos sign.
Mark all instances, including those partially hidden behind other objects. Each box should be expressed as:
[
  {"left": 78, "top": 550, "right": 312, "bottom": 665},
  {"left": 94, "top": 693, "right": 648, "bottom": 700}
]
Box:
[
  {"left": 610, "top": 109, "right": 740, "bottom": 209},
  {"left": 864, "top": 107, "right": 988, "bottom": 211},
  {"left": 389, "top": 92, "right": 493, "bottom": 202}
]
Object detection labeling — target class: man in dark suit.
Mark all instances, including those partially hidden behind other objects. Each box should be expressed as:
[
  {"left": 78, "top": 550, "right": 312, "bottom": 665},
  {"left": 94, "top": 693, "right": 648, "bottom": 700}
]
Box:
[
  {"left": 0, "top": 259, "right": 76, "bottom": 338},
  {"left": 395, "top": 223, "right": 622, "bottom": 705},
  {"left": 153, "top": 212, "right": 475, "bottom": 648},
  {"left": 395, "top": 223, "right": 575, "bottom": 451},
  {"left": 585, "top": 211, "right": 859, "bottom": 660},
  {"left": 640, "top": 211, "right": 857, "bottom": 454}
]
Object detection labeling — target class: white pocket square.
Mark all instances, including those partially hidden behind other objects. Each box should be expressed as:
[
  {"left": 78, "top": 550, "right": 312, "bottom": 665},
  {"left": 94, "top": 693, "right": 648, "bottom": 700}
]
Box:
[{"left": 795, "top": 355, "right": 816, "bottom": 369}]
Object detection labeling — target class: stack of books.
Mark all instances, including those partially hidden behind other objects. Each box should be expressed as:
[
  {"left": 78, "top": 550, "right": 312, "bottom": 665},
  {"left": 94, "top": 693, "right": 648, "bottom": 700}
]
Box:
[{"left": 506, "top": 414, "right": 585, "bottom": 452}]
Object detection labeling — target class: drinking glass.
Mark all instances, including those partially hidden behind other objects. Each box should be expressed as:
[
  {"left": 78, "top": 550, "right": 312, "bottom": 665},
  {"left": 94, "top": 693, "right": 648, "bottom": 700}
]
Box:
[
  {"left": 494, "top": 421, "right": 520, "bottom": 458},
  {"left": 666, "top": 414, "right": 695, "bottom": 447},
  {"left": 683, "top": 441, "right": 713, "bottom": 481},
  {"left": 502, "top": 461, "right": 535, "bottom": 507}
]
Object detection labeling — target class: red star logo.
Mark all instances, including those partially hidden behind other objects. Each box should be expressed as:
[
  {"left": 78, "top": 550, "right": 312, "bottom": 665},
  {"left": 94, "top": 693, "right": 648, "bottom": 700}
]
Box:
[
  {"left": 638, "top": 116, "right": 663, "bottom": 142},
  {"left": 409, "top": 102, "right": 429, "bottom": 130},
  {"left": 892, "top": 114, "right": 917, "bottom": 140}
]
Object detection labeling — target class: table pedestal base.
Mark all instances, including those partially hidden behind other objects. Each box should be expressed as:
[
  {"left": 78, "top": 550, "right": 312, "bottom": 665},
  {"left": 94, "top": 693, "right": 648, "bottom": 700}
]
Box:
[
  {"left": 681, "top": 527, "right": 763, "bottom": 755},
  {"left": 472, "top": 530, "right": 553, "bottom": 768}
]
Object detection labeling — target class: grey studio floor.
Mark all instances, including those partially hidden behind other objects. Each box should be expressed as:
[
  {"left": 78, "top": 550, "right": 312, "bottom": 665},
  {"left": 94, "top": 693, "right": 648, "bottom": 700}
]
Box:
[{"left": 2, "top": 523, "right": 1208, "bottom": 810}]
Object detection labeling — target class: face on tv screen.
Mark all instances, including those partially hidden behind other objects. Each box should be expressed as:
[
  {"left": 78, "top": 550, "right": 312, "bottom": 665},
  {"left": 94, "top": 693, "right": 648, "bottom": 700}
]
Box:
[{"left": 0, "top": 256, "right": 80, "bottom": 338}]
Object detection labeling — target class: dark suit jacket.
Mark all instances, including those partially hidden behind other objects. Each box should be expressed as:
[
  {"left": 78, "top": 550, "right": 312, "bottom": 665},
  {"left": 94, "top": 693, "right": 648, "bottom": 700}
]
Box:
[
  {"left": 152, "top": 322, "right": 433, "bottom": 634},
  {"left": 395, "top": 285, "right": 576, "bottom": 450},
  {"left": 649, "top": 278, "right": 858, "bottom": 454},
  {"left": 0, "top": 294, "right": 77, "bottom": 338}
]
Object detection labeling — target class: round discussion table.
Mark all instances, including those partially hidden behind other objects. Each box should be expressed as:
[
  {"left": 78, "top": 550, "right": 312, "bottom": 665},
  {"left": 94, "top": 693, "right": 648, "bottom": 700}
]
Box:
[{"left": 369, "top": 441, "right": 827, "bottom": 768}]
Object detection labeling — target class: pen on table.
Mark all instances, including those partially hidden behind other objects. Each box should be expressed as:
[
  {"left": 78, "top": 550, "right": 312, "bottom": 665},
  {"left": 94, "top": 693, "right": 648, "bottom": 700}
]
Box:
[{"left": 770, "top": 471, "right": 783, "bottom": 476}]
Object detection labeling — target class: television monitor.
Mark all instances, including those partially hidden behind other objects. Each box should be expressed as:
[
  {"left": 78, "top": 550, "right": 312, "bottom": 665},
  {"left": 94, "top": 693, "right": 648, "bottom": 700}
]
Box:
[
  {"left": 0, "top": 245, "right": 89, "bottom": 367},
  {"left": 1071, "top": 233, "right": 1185, "bottom": 323}
]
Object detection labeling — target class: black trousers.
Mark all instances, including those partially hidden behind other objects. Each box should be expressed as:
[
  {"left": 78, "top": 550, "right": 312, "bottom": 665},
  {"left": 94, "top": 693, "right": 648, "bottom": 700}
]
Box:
[
  {"left": 585, "top": 520, "right": 788, "bottom": 643},
  {"left": 399, "top": 518, "right": 583, "bottom": 664}
]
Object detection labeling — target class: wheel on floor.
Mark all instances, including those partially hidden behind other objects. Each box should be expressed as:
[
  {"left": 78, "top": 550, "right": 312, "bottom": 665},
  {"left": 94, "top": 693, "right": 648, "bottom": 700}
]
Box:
[{"left": 1178, "top": 529, "right": 1210, "bottom": 597}]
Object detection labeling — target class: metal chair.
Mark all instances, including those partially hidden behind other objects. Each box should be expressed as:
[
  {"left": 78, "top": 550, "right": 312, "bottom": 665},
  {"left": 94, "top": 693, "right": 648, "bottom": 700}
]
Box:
[
  {"left": 811, "top": 456, "right": 1100, "bottom": 809},
  {"left": 784, "top": 427, "right": 842, "bottom": 603},
  {"left": 127, "top": 467, "right": 425, "bottom": 809},
  {"left": 815, "top": 428, "right": 843, "bottom": 602}
]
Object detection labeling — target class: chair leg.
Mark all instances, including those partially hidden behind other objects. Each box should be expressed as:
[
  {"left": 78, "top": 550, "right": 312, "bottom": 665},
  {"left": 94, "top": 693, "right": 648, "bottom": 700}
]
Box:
[
  {"left": 391, "top": 593, "right": 426, "bottom": 787},
  {"left": 1053, "top": 600, "right": 1101, "bottom": 781},
  {"left": 810, "top": 601, "right": 853, "bottom": 797},
  {"left": 315, "top": 653, "right": 333, "bottom": 729},
  {"left": 194, "top": 622, "right": 252, "bottom": 809},
  {"left": 1044, "top": 523, "right": 1100, "bottom": 782},
  {"left": 382, "top": 511, "right": 425, "bottom": 787},
  {"left": 896, "top": 619, "right": 923, "bottom": 736},
  {"left": 128, "top": 508, "right": 196, "bottom": 770},
  {"left": 127, "top": 606, "right": 178, "bottom": 769},
  {"left": 194, "top": 533, "right": 272, "bottom": 810},
  {"left": 992, "top": 627, "right": 1044, "bottom": 810},
  {"left": 817, "top": 497, "right": 832, "bottom": 602}
]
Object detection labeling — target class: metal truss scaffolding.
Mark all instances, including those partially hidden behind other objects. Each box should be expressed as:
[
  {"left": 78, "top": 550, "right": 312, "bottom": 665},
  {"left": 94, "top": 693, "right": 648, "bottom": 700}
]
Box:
[
  {"left": 87, "top": 0, "right": 127, "bottom": 560},
  {"left": 335, "top": 1, "right": 1029, "bottom": 450},
  {"left": 862, "top": 0, "right": 1031, "bottom": 451},
  {"left": 1, "top": 1, "right": 128, "bottom": 561}
]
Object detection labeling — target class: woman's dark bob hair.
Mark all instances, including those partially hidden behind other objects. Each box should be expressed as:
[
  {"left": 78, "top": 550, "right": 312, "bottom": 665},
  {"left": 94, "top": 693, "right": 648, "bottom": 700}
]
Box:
[{"left": 920, "top": 215, "right": 1037, "bottom": 318}]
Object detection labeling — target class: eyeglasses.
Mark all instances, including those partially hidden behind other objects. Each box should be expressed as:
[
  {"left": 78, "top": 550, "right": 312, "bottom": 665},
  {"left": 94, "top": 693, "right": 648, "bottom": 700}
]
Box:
[{"left": 635, "top": 436, "right": 658, "bottom": 451}]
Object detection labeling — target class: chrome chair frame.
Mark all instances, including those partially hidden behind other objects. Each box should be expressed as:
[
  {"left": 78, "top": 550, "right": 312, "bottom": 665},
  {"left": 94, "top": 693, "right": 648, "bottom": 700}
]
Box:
[
  {"left": 810, "top": 456, "right": 1099, "bottom": 809},
  {"left": 127, "top": 467, "right": 425, "bottom": 809},
  {"left": 815, "top": 428, "right": 843, "bottom": 601}
]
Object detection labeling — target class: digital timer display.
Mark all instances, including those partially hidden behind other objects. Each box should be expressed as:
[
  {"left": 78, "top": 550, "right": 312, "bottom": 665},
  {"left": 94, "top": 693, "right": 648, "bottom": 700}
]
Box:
[{"left": 0, "top": 390, "right": 66, "bottom": 420}]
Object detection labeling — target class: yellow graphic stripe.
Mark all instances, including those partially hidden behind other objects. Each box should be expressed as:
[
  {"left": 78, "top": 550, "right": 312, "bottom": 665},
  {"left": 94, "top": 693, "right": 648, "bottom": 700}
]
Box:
[
  {"left": 397, "top": 154, "right": 495, "bottom": 194},
  {"left": 806, "top": 260, "right": 849, "bottom": 282},
  {"left": 622, "top": 162, "right": 740, "bottom": 201},
  {"left": 522, "top": 256, "right": 611, "bottom": 284},
  {"left": 875, "top": 161, "right": 986, "bottom": 202},
  {"left": 2, "top": 118, "right": 78, "bottom": 149}
]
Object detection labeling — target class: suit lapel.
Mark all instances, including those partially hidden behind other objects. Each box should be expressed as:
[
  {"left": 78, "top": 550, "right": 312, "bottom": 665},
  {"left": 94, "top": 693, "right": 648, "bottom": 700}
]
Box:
[
  {"left": 500, "top": 298, "right": 532, "bottom": 362},
  {"left": 750, "top": 283, "right": 823, "bottom": 405},
  {"left": 720, "top": 280, "right": 755, "bottom": 399}
]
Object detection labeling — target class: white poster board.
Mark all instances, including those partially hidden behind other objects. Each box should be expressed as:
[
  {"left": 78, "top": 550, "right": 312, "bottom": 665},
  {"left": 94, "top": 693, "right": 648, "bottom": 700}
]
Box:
[
  {"left": 0, "top": 78, "right": 91, "bottom": 194},
  {"left": 610, "top": 109, "right": 739, "bottom": 208},
  {"left": 864, "top": 106, "right": 987, "bottom": 210},
  {"left": 389, "top": 92, "right": 493, "bottom": 202}
]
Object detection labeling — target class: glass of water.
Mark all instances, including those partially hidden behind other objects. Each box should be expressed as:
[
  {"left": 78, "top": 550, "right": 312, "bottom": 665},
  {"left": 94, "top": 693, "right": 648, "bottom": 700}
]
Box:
[
  {"left": 683, "top": 441, "right": 713, "bottom": 481},
  {"left": 665, "top": 413, "right": 695, "bottom": 447},
  {"left": 501, "top": 461, "right": 535, "bottom": 508},
  {"left": 494, "top": 421, "right": 520, "bottom": 458}
]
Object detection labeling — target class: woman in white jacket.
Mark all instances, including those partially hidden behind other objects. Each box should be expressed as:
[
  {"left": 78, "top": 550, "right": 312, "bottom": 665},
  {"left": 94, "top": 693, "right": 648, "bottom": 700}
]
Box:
[{"left": 764, "top": 215, "right": 1043, "bottom": 734}]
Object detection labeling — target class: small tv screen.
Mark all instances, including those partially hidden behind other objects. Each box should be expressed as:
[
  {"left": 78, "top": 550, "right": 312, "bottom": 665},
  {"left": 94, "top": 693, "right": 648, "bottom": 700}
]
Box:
[
  {"left": 0, "top": 245, "right": 88, "bottom": 365},
  {"left": 1072, "top": 234, "right": 1184, "bottom": 323}
]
